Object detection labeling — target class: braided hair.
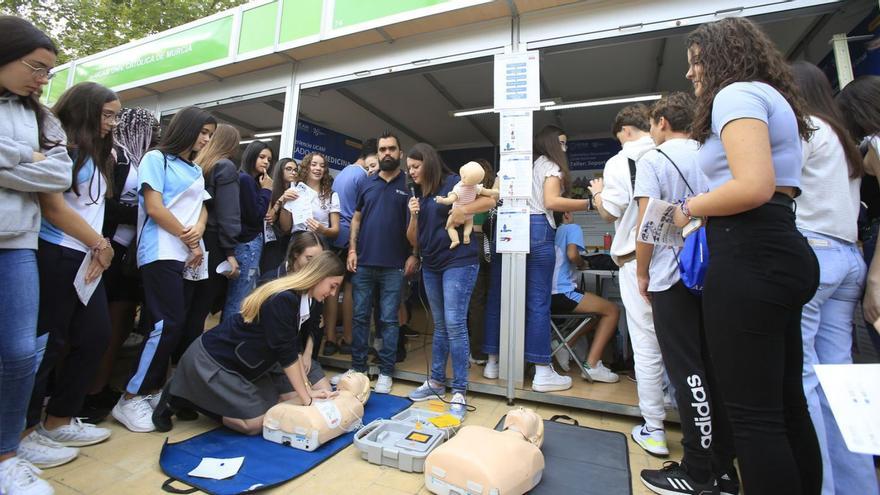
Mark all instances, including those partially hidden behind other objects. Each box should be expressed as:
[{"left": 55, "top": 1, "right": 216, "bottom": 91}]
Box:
[{"left": 114, "top": 107, "right": 157, "bottom": 168}]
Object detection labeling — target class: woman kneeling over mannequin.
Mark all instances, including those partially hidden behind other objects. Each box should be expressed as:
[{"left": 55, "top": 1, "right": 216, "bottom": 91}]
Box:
[{"left": 153, "top": 251, "right": 344, "bottom": 434}]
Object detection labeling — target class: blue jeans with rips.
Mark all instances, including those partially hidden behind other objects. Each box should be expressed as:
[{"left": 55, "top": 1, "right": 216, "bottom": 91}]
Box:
[
  {"left": 799, "top": 230, "right": 878, "bottom": 495},
  {"left": 483, "top": 215, "right": 556, "bottom": 364},
  {"left": 422, "top": 264, "right": 479, "bottom": 393},
  {"left": 223, "top": 234, "right": 263, "bottom": 322},
  {"left": 0, "top": 249, "right": 39, "bottom": 455},
  {"left": 351, "top": 266, "right": 403, "bottom": 376}
]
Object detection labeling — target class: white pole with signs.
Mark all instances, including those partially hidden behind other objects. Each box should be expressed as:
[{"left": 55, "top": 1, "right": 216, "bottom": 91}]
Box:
[{"left": 494, "top": 46, "right": 540, "bottom": 393}]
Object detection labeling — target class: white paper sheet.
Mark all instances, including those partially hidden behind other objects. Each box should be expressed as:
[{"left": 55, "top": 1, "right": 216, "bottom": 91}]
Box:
[
  {"left": 500, "top": 111, "right": 533, "bottom": 153},
  {"left": 187, "top": 456, "right": 245, "bottom": 480},
  {"left": 183, "top": 250, "right": 209, "bottom": 281},
  {"left": 283, "top": 182, "right": 316, "bottom": 225},
  {"left": 495, "top": 204, "right": 530, "bottom": 253},
  {"left": 73, "top": 251, "right": 101, "bottom": 305},
  {"left": 494, "top": 52, "right": 540, "bottom": 110},
  {"left": 499, "top": 153, "right": 532, "bottom": 199},
  {"left": 813, "top": 364, "right": 880, "bottom": 455},
  {"left": 636, "top": 198, "right": 684, "bottom": 247}
]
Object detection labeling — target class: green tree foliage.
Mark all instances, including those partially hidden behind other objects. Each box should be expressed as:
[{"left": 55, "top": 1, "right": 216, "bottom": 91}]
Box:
[{"left": 2, "top": 0, "right": 248, "bottom": 63}]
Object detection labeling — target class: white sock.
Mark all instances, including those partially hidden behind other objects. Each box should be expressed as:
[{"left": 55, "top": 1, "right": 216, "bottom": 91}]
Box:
[
  {"left": 534, "top": 364, "right": 553, "bottom": 377},
  {"left": 487, "top": 354, "right": 498, "bottom": 365}
]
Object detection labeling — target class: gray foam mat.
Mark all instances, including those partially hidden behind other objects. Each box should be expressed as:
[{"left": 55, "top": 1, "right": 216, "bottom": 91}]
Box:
[{"left": 494, "top": 414, "right": 632, "bottom": 495}]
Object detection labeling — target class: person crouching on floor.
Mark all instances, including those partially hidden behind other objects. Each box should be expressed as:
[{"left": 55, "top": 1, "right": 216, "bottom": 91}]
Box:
[{"left": 152, "top": 251, "right": 344, "bottom": 434}]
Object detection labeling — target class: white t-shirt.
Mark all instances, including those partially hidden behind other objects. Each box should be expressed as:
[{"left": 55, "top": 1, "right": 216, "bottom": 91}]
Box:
[
  {"left": 600, "top": 135, "right": 655, "bottom": 265},
  {"left": 795, "top": 116, "right": 861, "bottom": 243},
  {"left": 293, "top": 184, "right": 341, "bottom": 232},
  {"left": 39, "top": 157, "right": 106, "bottom": 253},
  {"left": 530, "top": 155, "right": 562, "bottom": 228},
  {"left": 633, "top": 139, "right": 707, "bottom": 291}
]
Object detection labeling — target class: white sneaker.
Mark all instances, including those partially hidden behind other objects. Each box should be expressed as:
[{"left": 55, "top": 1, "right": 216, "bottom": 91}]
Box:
[
  {"left": 122, "top": 332, "right": 144, "bottom": 349},
  {"left": 112, "top": 395, "right": 156, "bottom": 432},
  {"left": 468, "top": 354, "right": 487, "bottom": 366},
  {"left": 531, "top": 365, "right": 572, "bottom": 392},
  {"left": 36, "top": 418, "right": 110, "bottom": 447},
  {"left": 17, "top": 431, "right": 78, "bottom": 469},
  {"left": 0, "top": 457, "right": 54, "bottom": 495},
  {"left": 374, "top": 374, "right": 393, "bottom": 394},
  {"left": 582, "top": 360, "right": 619, "bottom": 383},
  {"left": 631, "top": 424, "right": 669, "bottom": 457},
  {"left": 483, "top": 360, "right": 499, "bottom": 380},
  {"left": 146, "top": 393, "right": 161, "bottom": 410},
  {"left": 330, "top": 369, "right": 356, "bottom": 386},
  {"left": 551, "top": 340, "right": 571, "bottom": 372},
  {"left": 449, "top": 393, "right": 467, "bottom": 420}
]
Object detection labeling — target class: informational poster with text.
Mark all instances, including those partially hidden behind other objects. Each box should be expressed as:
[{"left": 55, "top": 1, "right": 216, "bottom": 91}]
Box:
[
  {"left": 493, "top": 52, "right": 540, "bottom": 110},
  {"left": 495, "top": 205, "right": 530, "bottom": 253}
]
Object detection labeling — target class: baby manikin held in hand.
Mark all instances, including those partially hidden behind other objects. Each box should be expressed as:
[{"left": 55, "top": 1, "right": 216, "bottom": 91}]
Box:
[
  {"left": 262, "top": 372, "right": 371, "bottom": 451},
  {"left": 424, "top": 407, "right": 545, "bottom": 495}
]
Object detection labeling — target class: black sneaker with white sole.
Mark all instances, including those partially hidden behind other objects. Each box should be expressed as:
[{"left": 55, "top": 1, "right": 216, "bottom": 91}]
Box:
[
  {"left": 717, "top": 469, "right": 740, "bottom": 495},
  {"left": 641, "top": 461, "right": 719, "bottom": 495}
]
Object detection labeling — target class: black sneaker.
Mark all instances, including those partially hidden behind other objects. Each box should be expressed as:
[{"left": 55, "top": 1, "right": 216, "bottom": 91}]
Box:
[
  {"left": 401, "top": 324, "right": 419, "bottom": 338},
  {"left": 641, "top": 462, "right": 719, "bottom": 495},
  {"left": 338, "top": 340, "right": 352, "bottom": 355},
  {"left": 322, "top": 340, "right": 339, "bottom": 356},
  {"left": 175, "top": 408, "right": 199, "bottom": 421},
  {"left": 152, "top": 386, "right": 175, "bottom": 433},
  {"left": 717, "top": 468, "right": 740, "bottom": 495}
]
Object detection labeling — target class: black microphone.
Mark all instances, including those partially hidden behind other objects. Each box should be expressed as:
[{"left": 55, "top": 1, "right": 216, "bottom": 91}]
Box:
[{"left": 407, "top": 175, "right": 419, "bottom": 214}]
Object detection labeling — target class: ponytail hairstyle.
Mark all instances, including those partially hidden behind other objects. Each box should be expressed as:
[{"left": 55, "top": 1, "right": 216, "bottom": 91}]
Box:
[
  {"left": 297, "top": 152, "right": 333, "bottom": 203},
  {"left": 155, "top": 106, "right": 216, "bottom": 161},
  {"left": 114, "top": 108, "right": 157, "bottom": 169},
  {"left": 0, "top": 16, "right": 58, "bottom": 150},
  {"left": 52, "top": 82, "right": 119, "bottom": 200},
  {"left": 240, "top": 251, "right": 344, "bottom": 323},
  {"left": 791, "top": 61, "right": 863, "bottom": 178},
  {"left": 194, "top": 124, "right": 241, "bottom": 177},
  {"left": 285, "top": 230, "right": 325, "bottom": 269},
  {"left": 534, "top": 125, "right": 571, "bottom": 192}
]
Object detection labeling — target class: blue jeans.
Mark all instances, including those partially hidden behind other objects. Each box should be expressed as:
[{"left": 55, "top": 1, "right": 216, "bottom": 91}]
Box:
[
  {"left": 352, "top": 266, "right": 403, "bottom": 376},
  {"left": 422, "top": 264, "right": 479, "bottom": 393},
  {"left": 0, "top": 249, "right": 39, "bottom": 455},
  {"left": 223, "top": 234, "right": 263, "bottom": 322},
  {"left": 799, "top": 231, "right": 877, "bottom": 495},
  {"left": 483, "top": 215, "right": 556, "bottom": 364}
]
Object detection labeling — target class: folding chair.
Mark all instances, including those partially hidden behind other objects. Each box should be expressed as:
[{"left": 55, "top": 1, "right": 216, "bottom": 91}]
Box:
[{"left": 550, "top": 313, "right": 595, "bottom": 382}]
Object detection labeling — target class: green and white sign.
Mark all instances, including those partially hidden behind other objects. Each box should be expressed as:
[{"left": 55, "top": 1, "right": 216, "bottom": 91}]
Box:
[
  {"left": 332, "top": 0, "right": 451, "bottom": 29},
  {"left": 279, "top": 0, "right": 322, "bottom": 44},
  {"left": 73, "top": 16, "right": 234, "bottom": 89},
  {"left": 238, "top": 1, "right": 278, "bottom": 54}
]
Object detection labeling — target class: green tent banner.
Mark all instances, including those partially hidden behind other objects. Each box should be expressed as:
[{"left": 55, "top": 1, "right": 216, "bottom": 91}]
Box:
[{"left": 73, "top": 16, "right": 234, "bottom": 88}]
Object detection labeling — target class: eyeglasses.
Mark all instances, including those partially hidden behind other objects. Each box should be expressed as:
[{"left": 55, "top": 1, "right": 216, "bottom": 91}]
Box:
[
  {"left": 102, "top": 110, "right": 120, "bottom": 124},
  {"left": 20, "top": 60, "right": 55, "bottom": 81}
]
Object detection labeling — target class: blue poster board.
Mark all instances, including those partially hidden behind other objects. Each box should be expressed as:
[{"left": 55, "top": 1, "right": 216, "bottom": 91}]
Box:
[
  {"left": 568, "top": 138, "right": 620, "bottom": 171},
  {"left": 293, "top": 120, "right": 362, "bottom": 171}
]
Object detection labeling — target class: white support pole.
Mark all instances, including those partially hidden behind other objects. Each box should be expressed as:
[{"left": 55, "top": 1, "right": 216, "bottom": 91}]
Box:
[
  {"left": 831, "top": 33, "right": 855, "bottom": 89},
  {"left": 279, "top": 62, "right": 300, "bottom": 157}
]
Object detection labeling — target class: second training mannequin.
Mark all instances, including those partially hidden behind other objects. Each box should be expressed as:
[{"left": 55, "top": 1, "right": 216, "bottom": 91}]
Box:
[{"left": 434, "top": 161, "right": 499, "bottom": 249}]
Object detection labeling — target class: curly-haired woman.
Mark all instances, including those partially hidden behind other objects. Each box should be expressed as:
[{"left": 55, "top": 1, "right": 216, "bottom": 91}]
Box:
[{"left": 647, "top": 17, "right": 822, "bottom": 495}]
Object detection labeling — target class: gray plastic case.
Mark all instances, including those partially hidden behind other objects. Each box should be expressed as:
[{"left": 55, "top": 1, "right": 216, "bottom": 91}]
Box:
[{"left": 353, "top": 408, "right": 455, "bottom": 473}]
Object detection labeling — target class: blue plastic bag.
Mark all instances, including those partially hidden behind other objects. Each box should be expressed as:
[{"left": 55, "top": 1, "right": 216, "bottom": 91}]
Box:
[{"left": 678, "top": 226, "right": 708, "bottom": 295}]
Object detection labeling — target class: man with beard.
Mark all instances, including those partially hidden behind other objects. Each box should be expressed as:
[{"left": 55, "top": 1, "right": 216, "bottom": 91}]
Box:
[{"left": 342, "top": 131, "right": 418, "bottom": 393}]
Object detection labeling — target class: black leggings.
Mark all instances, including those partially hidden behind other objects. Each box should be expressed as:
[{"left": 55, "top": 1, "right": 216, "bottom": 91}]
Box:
[{"left": 702, "top": 199, "right": 821, "bottom": 495}]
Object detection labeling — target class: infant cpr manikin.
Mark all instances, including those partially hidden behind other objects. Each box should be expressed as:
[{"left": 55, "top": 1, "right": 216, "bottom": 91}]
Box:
[
  {"left": 262, "top": 372, "right": 370, "bottom": 451},
  {"left": 424, "top": 407, "right": 545, "bottom": 495}
]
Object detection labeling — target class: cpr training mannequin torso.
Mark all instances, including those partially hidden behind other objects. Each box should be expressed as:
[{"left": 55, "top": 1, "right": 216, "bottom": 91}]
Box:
[{"left": 263, "top": 372, "right": 371, "bottom": 451}]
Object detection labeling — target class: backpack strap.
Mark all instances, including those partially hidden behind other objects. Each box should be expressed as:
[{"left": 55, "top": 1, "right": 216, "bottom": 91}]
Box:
[{"left": 656, "top": 149, "right": 695, "bottom": 196}]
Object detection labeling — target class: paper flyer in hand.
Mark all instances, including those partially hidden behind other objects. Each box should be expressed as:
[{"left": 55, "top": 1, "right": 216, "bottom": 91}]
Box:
[
  {"left": 73, "top": 251, "right": 101, "bottom": 305},
  {"left": 283, "top": 182, "right": 316, "bottom": 225},
  {"left": 814, "top": 364, "right": 880, "bottom": 455},
  {"left": 183, "top": 250, "right": 209, "bottom": 281},
  {"left": 637, "top": 198, "right": 684, "bottom": 247}
]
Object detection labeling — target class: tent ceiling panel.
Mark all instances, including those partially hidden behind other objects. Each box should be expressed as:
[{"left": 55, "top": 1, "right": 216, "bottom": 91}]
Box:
[
  {"left": 382, "top": 2, "right": 510, "bottom": 39},
  {"left": 286, "top": 31, "right": 388, "bottom": 60},
  {"left": 209, "top": 53, "right": 292, "bottom": 79},
  {"left": 138, "top": 72, "right": 219, "bottom": 95},
  {"left": 513, "top": 0, "right": 592, "bottom": 14},
  {"left": 423, "top": 60, "right": 495, "bottom": 109}
]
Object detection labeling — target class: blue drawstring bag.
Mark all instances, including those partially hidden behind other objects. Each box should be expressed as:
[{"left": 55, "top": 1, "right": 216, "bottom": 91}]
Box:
[
  {"left": 656, "top": 150, "right": 709, "bottom": 295},
  {"left": 678, "top": 225, "right": 708, "bottom": 295}
]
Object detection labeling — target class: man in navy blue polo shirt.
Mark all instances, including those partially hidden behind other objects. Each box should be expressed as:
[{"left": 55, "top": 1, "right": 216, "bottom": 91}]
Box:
[{"left": 345, "top": 132, "right": 418, "bottom": 393}]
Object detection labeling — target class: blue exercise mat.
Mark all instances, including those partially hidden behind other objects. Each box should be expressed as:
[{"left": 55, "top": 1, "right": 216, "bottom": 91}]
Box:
[{"left": 159, "top": 393, "right": 412, "bottom": 495}]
